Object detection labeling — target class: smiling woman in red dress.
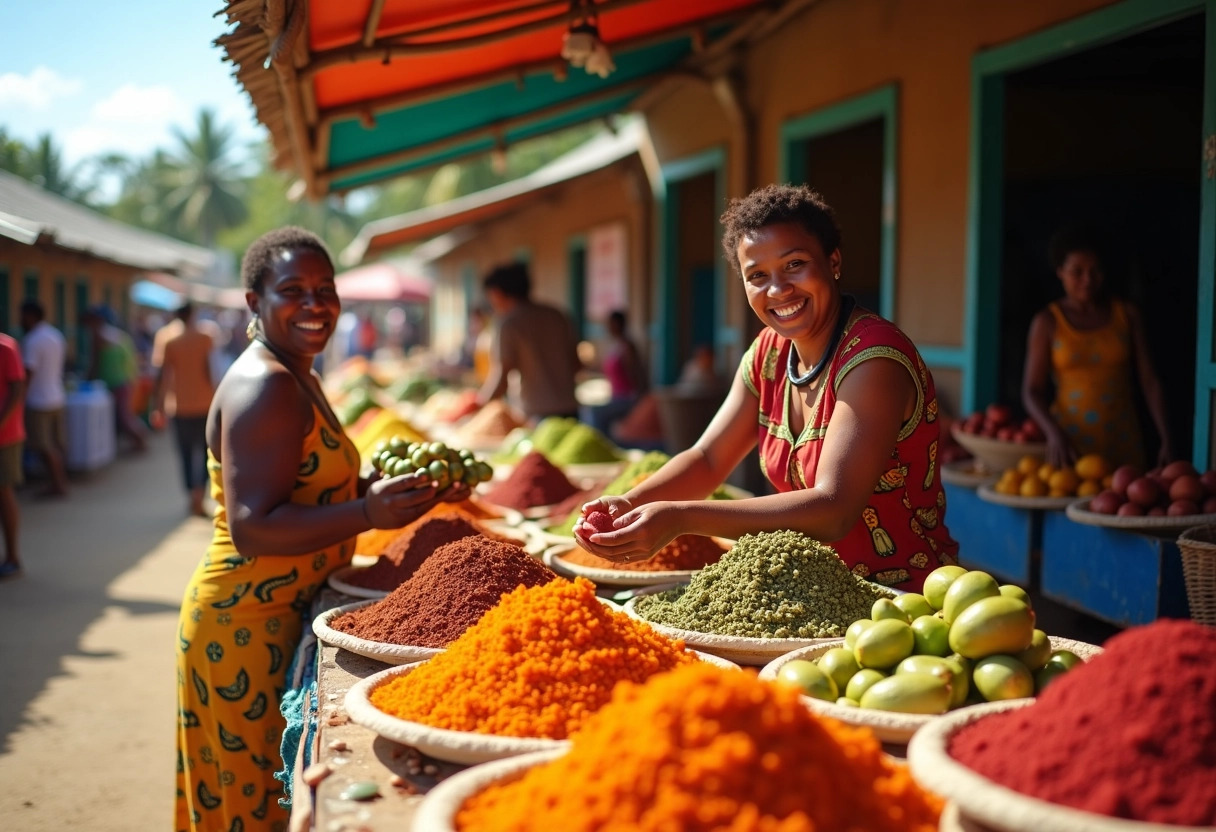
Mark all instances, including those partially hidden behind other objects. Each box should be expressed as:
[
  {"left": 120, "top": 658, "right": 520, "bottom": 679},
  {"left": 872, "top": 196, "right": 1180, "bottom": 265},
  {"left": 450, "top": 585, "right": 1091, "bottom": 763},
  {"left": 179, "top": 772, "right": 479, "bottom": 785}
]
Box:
[{"left": 575, "top": 184, "right": 958, "bottom": 592}]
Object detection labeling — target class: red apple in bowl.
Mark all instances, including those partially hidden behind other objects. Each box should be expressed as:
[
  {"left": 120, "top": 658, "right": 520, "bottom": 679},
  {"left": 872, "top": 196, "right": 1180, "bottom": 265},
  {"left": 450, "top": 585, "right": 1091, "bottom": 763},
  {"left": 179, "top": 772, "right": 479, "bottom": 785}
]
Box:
[
  {"left": 1168, "top": 499, "right": 1200, "bottom": 516},
  {"left": 1125, "top": 477, "right": 1161, "bottom": 509},
  {"left": 1117, "top": 502, "right": 1145, "bottom": 517},
  {"left": 1088, "top": 490, "right": 1124, "bottom": 515},
  {"left": 1169, "top": 475, "right": 1205, "bottom": 505},
  {"left": 1161, "top": 460, "right": 1199, "bottom": 480},
  {"left": 985, "top": 404, "right": 1013, "bottom": 427},
  {"left": 1109, "top": 465, "right": 1142, "bottom": 497}
]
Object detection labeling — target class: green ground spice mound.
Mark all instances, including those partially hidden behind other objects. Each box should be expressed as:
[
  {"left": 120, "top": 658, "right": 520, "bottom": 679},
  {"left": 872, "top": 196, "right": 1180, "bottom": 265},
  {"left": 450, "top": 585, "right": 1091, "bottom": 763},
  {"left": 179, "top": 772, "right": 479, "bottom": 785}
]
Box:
[
  {"left": 633, "top": 530, "right": 889, "bottom": 638},
  {"left": 530, "top": 417, "right": 580, "bottom": 455},
  {"left": 548, "top": 424, "right": 622, "bottom": 465}
]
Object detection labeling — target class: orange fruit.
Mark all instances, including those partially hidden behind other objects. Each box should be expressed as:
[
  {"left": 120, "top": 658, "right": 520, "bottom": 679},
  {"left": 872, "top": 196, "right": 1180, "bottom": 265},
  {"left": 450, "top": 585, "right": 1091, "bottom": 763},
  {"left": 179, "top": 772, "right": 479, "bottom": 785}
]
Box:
[
  {"left": 1020, "top": 476, "right": 1049, "bottom": 498},
  {"left": 1037, "top": 463, "right": 1057, "bottom": 483},
  {"left": 1074, "top": 454, "right": 1111, "bottom": 482},
  {"left": 1048, "top": 469, "right": 1080, "bottom": 495},
  {"left": 1077, "top": 479, "right": 1102, "bottom": 497},
  {"left": 1016, "top": 456, "right": 1041, "bottom": 476}
]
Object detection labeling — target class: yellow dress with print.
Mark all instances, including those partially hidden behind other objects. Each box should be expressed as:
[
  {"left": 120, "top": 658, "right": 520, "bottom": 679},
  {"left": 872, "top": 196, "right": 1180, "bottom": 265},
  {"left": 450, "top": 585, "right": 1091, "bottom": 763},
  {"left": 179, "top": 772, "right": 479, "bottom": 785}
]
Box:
[{"left": 174, "top": 407, "right": 358, "bottom": 832}]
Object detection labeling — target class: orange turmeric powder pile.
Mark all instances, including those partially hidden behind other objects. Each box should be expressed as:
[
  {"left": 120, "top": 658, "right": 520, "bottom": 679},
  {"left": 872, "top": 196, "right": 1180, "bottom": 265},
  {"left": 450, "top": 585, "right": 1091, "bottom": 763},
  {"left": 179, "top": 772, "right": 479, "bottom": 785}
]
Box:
[
  {"left": 455, "top": 663, "right": 943, "bottom": 832},
  {"left": 369, "top": 577, "right": 695, "bottom": 739}
]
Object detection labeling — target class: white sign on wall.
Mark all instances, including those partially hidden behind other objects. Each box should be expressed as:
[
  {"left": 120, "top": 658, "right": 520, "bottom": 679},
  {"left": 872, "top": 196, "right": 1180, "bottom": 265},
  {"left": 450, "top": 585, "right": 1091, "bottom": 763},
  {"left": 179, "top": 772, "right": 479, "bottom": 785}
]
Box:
[{"left": 586, "top": 222, "right": 628, "bottom": 322}]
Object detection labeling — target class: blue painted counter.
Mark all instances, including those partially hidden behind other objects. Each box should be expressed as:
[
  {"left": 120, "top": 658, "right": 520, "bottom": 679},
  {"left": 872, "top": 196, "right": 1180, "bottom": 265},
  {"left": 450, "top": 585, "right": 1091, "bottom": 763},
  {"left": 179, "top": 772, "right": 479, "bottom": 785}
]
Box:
[
  {"left": 1040, "top": 512, "right": 1190, "bottom": 627},
  {"left": 943, "top": 482, "right": 1039, "bottom": 585}
]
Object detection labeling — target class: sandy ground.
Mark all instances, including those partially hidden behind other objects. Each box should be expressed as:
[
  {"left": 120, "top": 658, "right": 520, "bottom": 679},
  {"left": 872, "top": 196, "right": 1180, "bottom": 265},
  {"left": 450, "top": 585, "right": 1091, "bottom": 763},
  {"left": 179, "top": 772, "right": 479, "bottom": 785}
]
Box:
[{"left": 0, "top": 431, "right": 211, "bottom": 831}]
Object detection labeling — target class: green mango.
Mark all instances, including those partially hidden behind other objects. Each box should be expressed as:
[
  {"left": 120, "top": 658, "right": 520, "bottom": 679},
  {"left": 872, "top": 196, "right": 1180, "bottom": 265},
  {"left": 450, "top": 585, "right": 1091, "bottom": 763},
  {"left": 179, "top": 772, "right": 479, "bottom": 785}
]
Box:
[
  {"left": 948, "top": 596, "right": 1035, "bottom": 660},
  {"left": 859, "top": 673, "right": 951, "bottom": 715}
]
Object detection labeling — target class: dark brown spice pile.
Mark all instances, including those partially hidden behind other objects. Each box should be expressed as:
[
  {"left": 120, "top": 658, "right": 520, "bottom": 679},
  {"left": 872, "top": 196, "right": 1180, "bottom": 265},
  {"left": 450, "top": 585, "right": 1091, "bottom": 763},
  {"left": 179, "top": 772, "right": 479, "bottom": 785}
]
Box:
[
  {"left": 345, "top": 513, "right": 515, "bottom": 592},
  {"left": 331, "top": 537, "right": 559, "bottom": 647},
  {"left": 483, "top": 450, "right": 579, "bottom": 509}
]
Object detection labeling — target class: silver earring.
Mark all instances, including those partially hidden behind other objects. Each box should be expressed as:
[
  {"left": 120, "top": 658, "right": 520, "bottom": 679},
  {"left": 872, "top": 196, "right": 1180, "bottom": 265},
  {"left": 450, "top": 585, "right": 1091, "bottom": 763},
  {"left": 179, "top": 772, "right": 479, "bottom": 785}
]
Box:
[
  {"left": 834, "top": 272, "right": 841, "bottom": 281},
  {"left": 246, "top": 315, "right": 259, "bottom": 340}
]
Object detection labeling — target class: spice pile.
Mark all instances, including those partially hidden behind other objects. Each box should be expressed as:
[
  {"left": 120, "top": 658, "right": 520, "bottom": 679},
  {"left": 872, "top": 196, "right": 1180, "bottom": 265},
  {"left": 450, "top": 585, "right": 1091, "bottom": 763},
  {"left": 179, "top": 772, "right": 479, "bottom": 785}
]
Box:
[
  {"left": 950, "top": 618, "right": 1216, "bottom": 826},
  {"left": 455, "top": 399, "right": 523, "bottom": 446},
  {"left": 560, "top": 534, "right": 728, "bottom": 573},
  {"left": 368, "top": 577, "right": 695, "bottom": 738},
  {"left": 482, "top": 450, "right": 579, "bottom": 510},
  {"left": 344, "top": 512, "right": 513, "bottom": 592},
  {"left": 545, "top": 423, "right": 621, "bottom": 465},
  {"left": 332, "top": 537, "right": 554, "bottom": 648},
  {"left": 454, "top": 662, "right": 942, "bottom": 831},
  {"left": 634, "top": 530, "right": 888, "bottom": 638}
]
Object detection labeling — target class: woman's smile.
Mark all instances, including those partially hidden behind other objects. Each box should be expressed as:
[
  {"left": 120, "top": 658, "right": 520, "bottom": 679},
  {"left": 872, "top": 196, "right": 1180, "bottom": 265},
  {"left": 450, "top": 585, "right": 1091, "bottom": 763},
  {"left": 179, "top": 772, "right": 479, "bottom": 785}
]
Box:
[{"left": 770, "top": 298, "right": 807, "bottom": 320}]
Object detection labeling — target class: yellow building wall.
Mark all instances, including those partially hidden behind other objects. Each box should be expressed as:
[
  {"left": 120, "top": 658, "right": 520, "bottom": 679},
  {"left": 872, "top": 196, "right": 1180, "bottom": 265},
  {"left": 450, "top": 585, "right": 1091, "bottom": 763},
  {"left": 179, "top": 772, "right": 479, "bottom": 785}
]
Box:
[
  {"left": 427, "top": 159, "right": 652, "bottom": 363},
  {"left": 0, "top": 241, "right": 139, "bottom": 365},
  {"left": 641, "top": 0, "right": 1118, "bottom": 409}
]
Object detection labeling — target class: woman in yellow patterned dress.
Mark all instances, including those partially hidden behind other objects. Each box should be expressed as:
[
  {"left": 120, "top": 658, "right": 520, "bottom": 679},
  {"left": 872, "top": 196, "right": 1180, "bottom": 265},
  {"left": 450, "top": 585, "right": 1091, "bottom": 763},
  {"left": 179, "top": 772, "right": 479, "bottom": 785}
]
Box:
[
  {"left": 175, "top": 228, "right": 464, "bottom": 832},
  {"left": 1022, "top": 228, "right": 1173, "bottom": 470}
]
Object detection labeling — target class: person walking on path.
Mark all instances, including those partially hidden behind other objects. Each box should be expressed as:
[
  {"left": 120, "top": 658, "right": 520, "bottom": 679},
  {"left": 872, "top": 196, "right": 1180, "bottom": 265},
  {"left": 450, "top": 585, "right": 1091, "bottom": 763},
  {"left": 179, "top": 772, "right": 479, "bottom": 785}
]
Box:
[
  {"left": 476, "top": 261, "right": 581, "bottom": 423},
  {"left": 151, "top": 302, "right": 216, "bottom": 517},
  {"left": 0, "top": 334, "right": 25, "bottom": 580},
  {"left": 19, "top": 299, "right": 68, "bottom": 497},
  {"left": 83, "top": 305, "right": 148, "bottom": 454}
]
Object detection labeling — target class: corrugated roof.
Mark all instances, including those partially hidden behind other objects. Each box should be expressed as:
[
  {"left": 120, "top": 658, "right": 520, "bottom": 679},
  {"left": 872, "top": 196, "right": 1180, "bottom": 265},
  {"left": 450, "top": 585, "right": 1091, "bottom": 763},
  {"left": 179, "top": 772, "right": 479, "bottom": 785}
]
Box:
[
  {"left": 0, "top": 169, "right": 214, "bottom": 276},
  {"left": 340, "top": 119, "right": 643, "bottom": 266}
]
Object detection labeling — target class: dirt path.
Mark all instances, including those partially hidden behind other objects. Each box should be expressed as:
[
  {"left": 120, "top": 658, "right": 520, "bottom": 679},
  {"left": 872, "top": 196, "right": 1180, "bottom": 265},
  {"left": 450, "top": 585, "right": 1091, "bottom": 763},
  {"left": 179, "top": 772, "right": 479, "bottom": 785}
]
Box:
[{"left": 0, "top": 431, "right": 211, "bottom": 831}]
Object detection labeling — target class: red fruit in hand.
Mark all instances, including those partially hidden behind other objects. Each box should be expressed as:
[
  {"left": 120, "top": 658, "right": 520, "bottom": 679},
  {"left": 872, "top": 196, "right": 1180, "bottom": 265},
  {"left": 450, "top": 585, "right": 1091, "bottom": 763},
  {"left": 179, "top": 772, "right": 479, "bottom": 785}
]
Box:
[{"left": 584, "top": 511, "right": 616, "bottom": 535}]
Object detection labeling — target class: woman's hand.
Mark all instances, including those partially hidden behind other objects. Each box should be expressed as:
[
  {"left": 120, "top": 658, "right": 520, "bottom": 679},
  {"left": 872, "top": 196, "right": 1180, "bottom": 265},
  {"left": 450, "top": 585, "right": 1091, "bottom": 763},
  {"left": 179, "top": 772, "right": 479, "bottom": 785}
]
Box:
[
  {"left": 1044, "top": 425, "right": 1075, "bottom": 469},
  {"left": 362, "top": 473, "right": 442, "bottom": 529},
  {"left": 575, "top": 495, "right": 634, "bottom": 529},
  {"left": 574, "top": 500, "right": 682, "bottom": 564}
]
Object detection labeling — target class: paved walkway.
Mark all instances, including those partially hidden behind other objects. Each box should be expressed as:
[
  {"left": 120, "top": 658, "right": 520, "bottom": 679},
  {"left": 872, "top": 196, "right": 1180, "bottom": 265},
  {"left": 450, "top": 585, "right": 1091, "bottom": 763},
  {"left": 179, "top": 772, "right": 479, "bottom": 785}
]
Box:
[{"left": 0, "top": 431, "right": 210, "bottom": 831}]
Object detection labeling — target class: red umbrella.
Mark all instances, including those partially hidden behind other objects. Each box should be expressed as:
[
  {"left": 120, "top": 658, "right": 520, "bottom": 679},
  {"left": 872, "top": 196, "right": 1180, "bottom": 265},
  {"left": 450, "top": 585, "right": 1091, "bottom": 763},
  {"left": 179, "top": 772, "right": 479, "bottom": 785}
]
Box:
[{"left": 334, "top": 262, "right": 432, "bottom": 302}]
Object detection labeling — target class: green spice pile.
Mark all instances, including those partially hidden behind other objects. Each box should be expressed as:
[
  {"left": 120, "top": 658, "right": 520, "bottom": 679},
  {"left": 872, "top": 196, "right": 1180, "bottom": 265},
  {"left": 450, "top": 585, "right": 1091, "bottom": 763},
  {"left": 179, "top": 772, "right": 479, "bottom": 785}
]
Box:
[
  {"left": 530, "top": 417, "right": 580, "bottom": 454},
  {"left": 547, "top": 424, "right": 622, "bottom": 465},
  {"left": 634, "top": 530, "right": 888, "bottom": 638}
]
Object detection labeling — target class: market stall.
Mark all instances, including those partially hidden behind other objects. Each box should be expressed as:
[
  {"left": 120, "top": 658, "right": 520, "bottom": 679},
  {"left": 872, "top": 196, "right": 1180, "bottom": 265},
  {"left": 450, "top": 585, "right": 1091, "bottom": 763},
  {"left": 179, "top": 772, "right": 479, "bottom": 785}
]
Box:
[{"left": 276, "top": 366, "right": 1216, "bottom": 831}]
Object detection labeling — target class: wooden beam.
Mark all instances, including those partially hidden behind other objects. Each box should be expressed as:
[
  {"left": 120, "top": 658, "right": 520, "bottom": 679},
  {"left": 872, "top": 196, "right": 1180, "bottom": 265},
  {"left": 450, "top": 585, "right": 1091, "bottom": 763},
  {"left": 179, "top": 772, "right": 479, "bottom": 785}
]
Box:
[{"left": 362, "top": 0, "right": 388, "bottom": 47}]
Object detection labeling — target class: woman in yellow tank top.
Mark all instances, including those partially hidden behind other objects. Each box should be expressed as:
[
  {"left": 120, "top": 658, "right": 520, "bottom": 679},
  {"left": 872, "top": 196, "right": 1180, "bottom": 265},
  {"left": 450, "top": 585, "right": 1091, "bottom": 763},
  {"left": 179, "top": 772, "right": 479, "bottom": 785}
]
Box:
[
  {"left": 174, "top": 228, "right": 468, "bottom": 832},
  {"left": 1022, "top": 229, "right": 1173, "bottom": 470}
]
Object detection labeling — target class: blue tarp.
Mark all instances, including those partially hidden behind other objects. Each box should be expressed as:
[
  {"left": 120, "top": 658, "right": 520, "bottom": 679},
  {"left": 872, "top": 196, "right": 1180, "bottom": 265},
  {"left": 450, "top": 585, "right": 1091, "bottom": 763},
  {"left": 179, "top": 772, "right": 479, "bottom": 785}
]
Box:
[{"left": 130, "top": 279, "right": 182, "bottom": 310}]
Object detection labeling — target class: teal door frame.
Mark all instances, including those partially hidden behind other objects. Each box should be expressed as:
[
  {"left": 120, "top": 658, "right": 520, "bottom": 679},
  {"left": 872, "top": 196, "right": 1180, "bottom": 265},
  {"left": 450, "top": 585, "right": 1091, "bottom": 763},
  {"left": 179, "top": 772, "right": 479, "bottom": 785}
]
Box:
[
  {"left": 964, "top": 0, "right": 1215, "bottom": 466},
  {"left": 654, "top": 146, "right": 727, "bottom": 384},
  {"left": 779, "top": 83, "right": 899, "bottom": 323}
]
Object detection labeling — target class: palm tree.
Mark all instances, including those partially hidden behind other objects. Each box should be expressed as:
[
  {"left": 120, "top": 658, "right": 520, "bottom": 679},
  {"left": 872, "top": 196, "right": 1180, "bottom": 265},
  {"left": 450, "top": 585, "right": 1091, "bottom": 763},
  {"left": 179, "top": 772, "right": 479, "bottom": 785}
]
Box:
[
  {"left": 27, "top": 134, "right": 93, "bottom": 201},
  {"left": 160, "top": 108, "right": 249, "bottom": 246}
]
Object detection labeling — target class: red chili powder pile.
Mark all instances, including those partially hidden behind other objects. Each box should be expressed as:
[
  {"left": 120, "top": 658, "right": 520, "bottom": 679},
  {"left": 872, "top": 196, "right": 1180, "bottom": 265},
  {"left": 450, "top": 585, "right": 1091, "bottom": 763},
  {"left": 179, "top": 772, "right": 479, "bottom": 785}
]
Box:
[
  {"left": 482, "top": 450, "right": 579, "bottom": 510},
  {"left": 331, "top": 537, "right": 556, "bottom": 647},
  {"left": 562, "top": 534, "right": 728, "bottom": 572},
  {"left": 949, "top": 618, "right": 1216, "bottom": 825},
  {"left": 345, "top": 512, "right": 516, "bottom": 592}
]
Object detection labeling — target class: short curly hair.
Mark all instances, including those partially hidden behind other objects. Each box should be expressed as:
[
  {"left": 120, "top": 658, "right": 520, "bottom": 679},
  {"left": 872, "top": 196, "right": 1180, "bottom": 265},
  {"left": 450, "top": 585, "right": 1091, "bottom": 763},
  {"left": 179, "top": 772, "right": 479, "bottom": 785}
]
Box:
[
  {"left": 1048, "top": 226, "right": 1105, "bottom": 270},
  {"left": 719, "top": 184, "right": 841, "bottom": 275},
  {"left": 482, "top": 261, "right": 531, "bottom": 300},
  {"left": 240, "top": 227, "right": 333, "bottom": 293}
]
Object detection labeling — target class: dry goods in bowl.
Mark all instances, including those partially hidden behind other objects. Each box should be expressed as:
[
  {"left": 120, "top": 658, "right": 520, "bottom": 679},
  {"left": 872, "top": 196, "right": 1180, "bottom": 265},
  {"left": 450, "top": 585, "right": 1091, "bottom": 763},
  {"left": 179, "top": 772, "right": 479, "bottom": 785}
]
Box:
[
  {"left": 634, "top": 529, "right": 889, "bottom": 638},
  {"left": 482, "top": 449, "right": 579, "bottom": 510},
  {"left": 368, "top": 577, "right": 695, "bottom": 739},
  {"left": 332, "top": 536, "right": 554, "bottom": 648},
  {"left": 562, "top": 534, "right": 728, "bottom": 573},
  {"left": 949, "top": 618, "right": 1216, "bottom": 826},
  {"left": 345, "top": 512, "right": 515, "bottom": 592},
  {"left": 454, "top": 662, "right": 942, "bottom": 831}
]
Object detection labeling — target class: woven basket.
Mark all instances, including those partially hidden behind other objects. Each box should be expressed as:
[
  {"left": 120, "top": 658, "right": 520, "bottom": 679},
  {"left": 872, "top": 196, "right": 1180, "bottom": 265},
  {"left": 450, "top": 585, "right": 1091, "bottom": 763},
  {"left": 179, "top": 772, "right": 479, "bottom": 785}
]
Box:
[{"left": 1177, "top": 526, "right": 1216, "bottom": 627}]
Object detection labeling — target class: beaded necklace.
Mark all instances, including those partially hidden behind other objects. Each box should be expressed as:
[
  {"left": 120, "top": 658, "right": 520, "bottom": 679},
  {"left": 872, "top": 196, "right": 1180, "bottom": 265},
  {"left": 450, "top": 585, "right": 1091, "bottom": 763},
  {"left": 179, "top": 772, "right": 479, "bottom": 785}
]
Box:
[{"left": 786, "top": 295, "right": 856, "bottom": 387}]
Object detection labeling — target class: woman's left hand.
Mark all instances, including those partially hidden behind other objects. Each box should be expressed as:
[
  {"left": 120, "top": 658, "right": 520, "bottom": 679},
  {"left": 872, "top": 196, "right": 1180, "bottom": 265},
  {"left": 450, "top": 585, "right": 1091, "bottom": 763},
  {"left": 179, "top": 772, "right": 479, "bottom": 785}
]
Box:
[{"left": 574, "top": 501, "right": 683, "bottom": 564}]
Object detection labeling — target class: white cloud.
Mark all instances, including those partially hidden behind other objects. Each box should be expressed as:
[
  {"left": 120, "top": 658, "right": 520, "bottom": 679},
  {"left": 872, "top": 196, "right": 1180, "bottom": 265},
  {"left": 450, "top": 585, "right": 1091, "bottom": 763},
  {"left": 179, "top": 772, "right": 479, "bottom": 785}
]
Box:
[
  {"left": 0, "top": 66, "right": 82, "bottom": 110},
  {"left": 92, "top": 84, "right": 190, "bottom": 126}
]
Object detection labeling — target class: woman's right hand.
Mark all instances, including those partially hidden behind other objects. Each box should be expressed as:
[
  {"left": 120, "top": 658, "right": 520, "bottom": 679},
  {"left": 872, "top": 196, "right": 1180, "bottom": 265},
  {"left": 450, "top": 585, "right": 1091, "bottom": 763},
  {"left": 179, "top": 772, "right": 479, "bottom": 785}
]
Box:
[{"left": 362, "top": 473, "right": 442, "bottom": 529}]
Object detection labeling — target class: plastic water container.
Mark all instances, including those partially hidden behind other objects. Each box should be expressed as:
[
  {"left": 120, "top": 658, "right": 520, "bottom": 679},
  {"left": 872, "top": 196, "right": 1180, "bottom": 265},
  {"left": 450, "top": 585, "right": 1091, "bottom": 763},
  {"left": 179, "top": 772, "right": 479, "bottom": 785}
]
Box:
[{"left": 65, "top": 382, "right": 116, "bottom": 472}]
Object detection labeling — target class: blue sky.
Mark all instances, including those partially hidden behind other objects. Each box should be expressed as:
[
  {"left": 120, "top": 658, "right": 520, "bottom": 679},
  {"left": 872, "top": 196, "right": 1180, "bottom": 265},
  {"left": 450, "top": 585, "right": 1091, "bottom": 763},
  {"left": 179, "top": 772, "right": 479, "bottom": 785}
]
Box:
[{"left": 0, "top": 0, "right": 264, "bottom": 168}]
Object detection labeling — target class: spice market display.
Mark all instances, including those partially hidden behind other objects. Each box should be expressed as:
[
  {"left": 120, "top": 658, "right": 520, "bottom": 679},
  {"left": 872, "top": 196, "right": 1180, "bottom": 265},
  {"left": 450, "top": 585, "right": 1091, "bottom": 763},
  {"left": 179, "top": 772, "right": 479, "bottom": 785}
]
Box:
[{"left": 293, "top": 373, "right": 1209, "bottom": 832}]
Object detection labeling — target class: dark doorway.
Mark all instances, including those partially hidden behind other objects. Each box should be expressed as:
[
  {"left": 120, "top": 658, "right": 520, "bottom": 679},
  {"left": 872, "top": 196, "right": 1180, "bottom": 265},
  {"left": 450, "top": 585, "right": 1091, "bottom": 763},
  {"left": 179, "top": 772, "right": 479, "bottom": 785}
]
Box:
[
  {"left": 801, "top": 118, "right": 885, "bottom": 314},
  {"left": 997, "top": 14, "right": 1204, "bottom": 462},
  {"left": 672, "top": 170, "right": 719, "bottom": 374}
]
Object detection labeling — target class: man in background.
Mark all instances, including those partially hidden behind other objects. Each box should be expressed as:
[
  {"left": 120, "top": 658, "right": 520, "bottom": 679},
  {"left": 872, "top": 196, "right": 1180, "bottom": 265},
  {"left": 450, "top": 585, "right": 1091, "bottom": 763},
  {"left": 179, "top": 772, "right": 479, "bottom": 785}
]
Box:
[
  {"left": 20, "top": 299, "right": 68, "bottom": 497},
  {"left": 476, "top": 262, "right": 580, "bottom": 423},
  {"left": 150, "top": 302, "right": 216, "bottom": 517},
  {"left": 0, "top": 333, "right": 25, "bottom": 579}
]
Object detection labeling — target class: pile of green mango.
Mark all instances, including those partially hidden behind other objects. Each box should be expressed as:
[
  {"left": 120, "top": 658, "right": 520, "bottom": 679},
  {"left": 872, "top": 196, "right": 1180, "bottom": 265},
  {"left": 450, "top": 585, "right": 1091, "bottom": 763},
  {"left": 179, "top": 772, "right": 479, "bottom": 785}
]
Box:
[
  {"left": 774, "top": 565, "right": 1085, "bottom": 715},
  {"left": 370, "top": 437, "right": 493, "bottom": 490}
]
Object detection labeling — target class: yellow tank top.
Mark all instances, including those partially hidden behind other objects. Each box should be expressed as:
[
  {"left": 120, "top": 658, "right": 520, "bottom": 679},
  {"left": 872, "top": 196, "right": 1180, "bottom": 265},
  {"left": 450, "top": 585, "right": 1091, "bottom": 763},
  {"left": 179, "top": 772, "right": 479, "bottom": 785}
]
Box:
[
  {"left": 204, "top": 404, "right": 361, "bottom": 587},
  {"left": 1048, "top": 299, "right": 1144, "bottom": 468}
]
